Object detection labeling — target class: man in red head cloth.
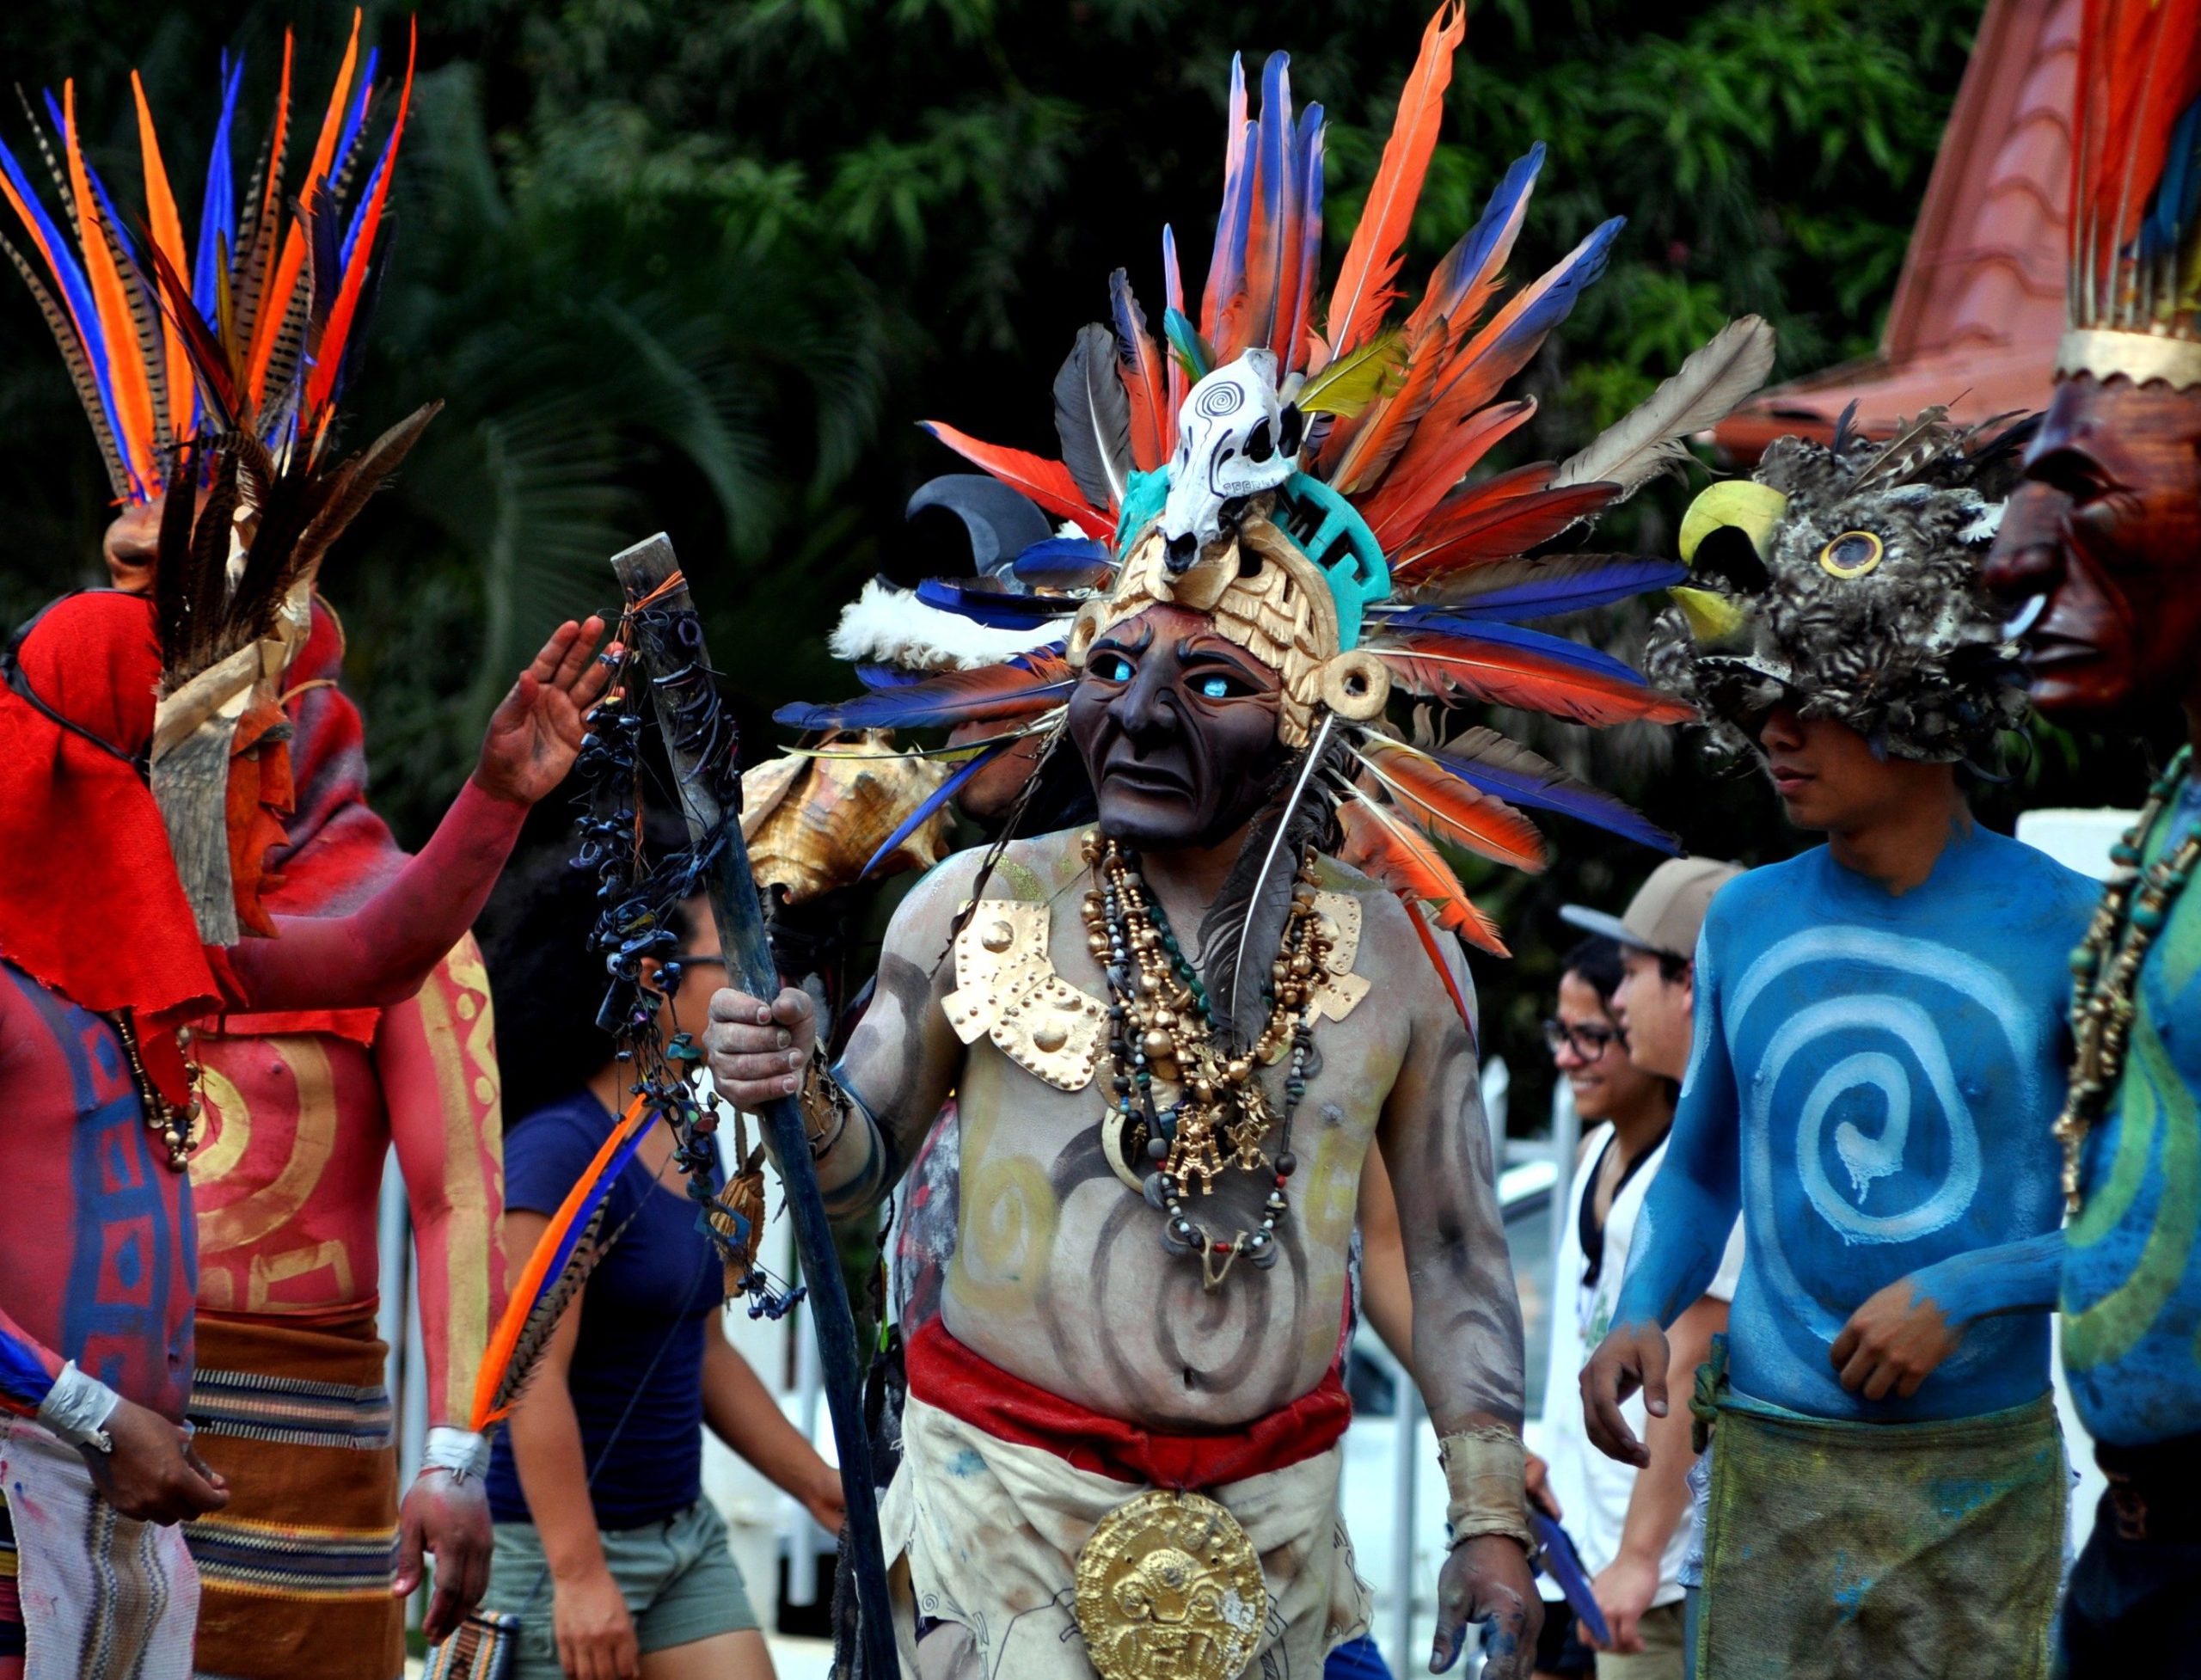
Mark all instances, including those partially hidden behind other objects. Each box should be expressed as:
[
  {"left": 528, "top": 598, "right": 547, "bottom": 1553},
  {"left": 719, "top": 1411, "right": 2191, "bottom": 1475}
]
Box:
[{"left": 0, "top": 586, "right": 610, "bottom": 1680}]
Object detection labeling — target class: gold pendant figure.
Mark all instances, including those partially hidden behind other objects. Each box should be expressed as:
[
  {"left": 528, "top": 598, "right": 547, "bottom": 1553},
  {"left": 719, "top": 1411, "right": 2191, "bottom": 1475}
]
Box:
[{"left": 1074, "top": 1490, "right": 1269, "bottom": 1680}]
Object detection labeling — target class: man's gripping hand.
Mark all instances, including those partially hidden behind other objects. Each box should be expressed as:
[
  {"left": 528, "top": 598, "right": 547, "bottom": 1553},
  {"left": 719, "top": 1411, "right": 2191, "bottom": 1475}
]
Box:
[
  {"left": 705, "top": 986, "right": 818, "bottom": 1110},
  {"left": 397, "top": 1469, "right": 493, "bottom": 1645},
  {"left": 1831, "top": 1277, "right": 1962, "bottom": 1401},
  {"left": 85, "top": 1400, "right": 228, "bottom": 1524},
  {"left": 1579, "top": 1321, "right": 1671, "bottom": 1468},
  {"left": 1432, "top": 1536, "right": 1540, "bottom": 1677}
]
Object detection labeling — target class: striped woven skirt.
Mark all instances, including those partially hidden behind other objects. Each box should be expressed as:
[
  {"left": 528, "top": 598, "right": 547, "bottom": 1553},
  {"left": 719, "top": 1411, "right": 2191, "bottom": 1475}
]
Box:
[{"left": 185, "top": 1303, "right": 403, "bottom": 1680}]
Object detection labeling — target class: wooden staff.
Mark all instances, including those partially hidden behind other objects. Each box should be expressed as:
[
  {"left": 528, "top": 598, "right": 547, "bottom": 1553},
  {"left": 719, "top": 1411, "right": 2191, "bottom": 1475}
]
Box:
[{"left": 610, "top": 533, "right": 898, "bottom": 1678}]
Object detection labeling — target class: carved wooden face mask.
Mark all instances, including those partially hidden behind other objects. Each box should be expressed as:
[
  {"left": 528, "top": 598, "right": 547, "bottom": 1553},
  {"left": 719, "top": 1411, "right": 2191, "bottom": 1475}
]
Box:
[
  {"left": 1986, "top": 375, "right": 2201, "bottom": 726},
  {"left": 1067, "top": 606, "right": 1293, "bottom": 851}
]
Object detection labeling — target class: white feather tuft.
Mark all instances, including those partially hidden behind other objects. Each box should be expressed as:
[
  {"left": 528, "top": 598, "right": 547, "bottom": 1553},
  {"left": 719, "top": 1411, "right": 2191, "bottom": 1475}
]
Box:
[
  {"left": 828, "top": 579, "right": 1064, "bottom": 672},
  {"left": 1958, "top": 500, "right": 2005, "bottom": 544}
]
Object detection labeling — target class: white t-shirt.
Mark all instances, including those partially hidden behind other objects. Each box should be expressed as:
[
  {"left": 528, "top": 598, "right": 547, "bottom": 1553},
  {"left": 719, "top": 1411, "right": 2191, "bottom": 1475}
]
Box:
[{"left": 1536, "top": 1123, "right": 1744, "bottom": 1608}]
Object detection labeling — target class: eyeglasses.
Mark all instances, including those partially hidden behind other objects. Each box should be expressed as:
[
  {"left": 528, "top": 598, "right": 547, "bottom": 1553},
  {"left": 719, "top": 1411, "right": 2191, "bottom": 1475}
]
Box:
[{"left": 1542, "top": 1017, "right": 1621, "bottom": 1061}]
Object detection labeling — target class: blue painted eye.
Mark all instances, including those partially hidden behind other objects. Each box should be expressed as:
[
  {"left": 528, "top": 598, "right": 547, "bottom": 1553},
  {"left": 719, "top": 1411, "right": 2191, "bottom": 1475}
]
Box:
[
  {"left": 1095, "top": 653, "right": 1134, "bottom": 682},
  {"left": 1197, "top": 675, "right": 1234, "bottom": 699}
]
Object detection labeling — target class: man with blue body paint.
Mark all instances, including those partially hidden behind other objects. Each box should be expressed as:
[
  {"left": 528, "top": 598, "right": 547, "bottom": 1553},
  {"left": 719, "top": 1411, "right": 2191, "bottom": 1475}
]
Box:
[{"left": 1579, "top": 420, "right": 2096, "bottom": 1680}]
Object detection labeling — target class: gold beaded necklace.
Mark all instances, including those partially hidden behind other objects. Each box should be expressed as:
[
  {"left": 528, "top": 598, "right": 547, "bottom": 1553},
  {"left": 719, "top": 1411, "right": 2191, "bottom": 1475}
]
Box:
[
  {"left": 104, "top": 1010, "right": 204, "bottom": 1171},
  {"left": 1079, "top": 832, "right": 1331, "bottom": 1290},
  {"left": 2055, "top": 745, "right": 2199, "bottom": 1215}
]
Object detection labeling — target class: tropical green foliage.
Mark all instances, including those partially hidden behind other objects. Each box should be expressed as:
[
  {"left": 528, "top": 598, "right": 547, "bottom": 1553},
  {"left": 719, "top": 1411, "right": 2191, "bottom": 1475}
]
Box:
[{"left": 7, "top": 0, "right": 2150, "bottom": 1122}]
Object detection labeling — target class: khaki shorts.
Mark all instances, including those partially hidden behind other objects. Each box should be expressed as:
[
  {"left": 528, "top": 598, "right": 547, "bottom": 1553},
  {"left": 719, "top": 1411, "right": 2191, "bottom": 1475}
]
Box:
[
  {"left": 1594, "top": 1599, "right": 1686, "bottom": 1680},
  {"left": 481, "top": 1499, "right": 757, "bottom": 1678}
]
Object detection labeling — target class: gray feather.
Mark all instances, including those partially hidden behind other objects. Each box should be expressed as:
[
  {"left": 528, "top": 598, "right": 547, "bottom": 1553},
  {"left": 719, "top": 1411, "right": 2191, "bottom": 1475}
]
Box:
[
  {"left": 1053, "top": 322, "right": 1133, "bottom": 511},
  {"left": 1552, "top": 316, "right": 1776, "bottom": 500}
]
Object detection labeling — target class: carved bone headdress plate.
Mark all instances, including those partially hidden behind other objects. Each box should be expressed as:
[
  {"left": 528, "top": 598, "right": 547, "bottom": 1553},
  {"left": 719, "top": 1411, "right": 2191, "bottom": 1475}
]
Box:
[{"left": 1160, "top": 351, "right": 1303, "bottom": 570}]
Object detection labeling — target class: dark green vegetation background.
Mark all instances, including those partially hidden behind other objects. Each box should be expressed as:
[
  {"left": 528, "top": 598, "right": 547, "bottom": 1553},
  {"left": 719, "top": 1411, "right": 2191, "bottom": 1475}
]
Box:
[{"left": 0, "top": 0, "right": 2165, "bottom": 1130}]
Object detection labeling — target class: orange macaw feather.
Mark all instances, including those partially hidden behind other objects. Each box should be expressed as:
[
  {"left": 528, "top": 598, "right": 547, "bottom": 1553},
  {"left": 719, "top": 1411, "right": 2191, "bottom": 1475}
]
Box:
[
  {"left": 1375, "top": 628, "right": 1695, "bottom": 727},
  {"left": 920, "top": 420, "right": 1115, "bottom": 541},
  {"left": 131, "top": 71, "right": 193, "bottom": 439},
  {"left": 1323, "top": 1, "right": 1465, "bottom": 359},
  {"left": 1391, "top": 481, "right": 1620, "bottom": 581},
  {"left": 1358, "top": 738, "right": 1546, "bottom": 872},
  {"left": 1338, "top": 794, "right": 1508, "bottom": 955},
  {"left": 1327, "top": 315, "right": 1445, "bottom": 492},
  {"left": 1364, "top": 397, "right": 1537, "bottom": 549},
  {"left": 472, "top": 1094, "right": 653, "bottom": 1431}
]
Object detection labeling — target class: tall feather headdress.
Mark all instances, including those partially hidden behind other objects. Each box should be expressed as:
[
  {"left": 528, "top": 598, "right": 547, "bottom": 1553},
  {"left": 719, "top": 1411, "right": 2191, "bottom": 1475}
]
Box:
[
  {"left": 2057, "top": 0, "right": 2201, "bottom": 388},
  {"left": 2, "top": 15, "right": 435, "bottom": 941},
  {"left": 781, "top": 3, "right": 1775, "bottom": 960}
]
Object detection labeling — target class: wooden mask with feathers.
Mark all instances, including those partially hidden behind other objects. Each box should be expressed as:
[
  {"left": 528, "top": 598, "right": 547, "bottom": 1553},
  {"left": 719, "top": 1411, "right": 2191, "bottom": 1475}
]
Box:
[
  {"left": 1646, "top": 408, "right": 2037, "bottom": 765},
  {"left": 0, "top": 15, "right": 437, "bottom": 941},
  {"left": 782, "top": 4, "right": 1781, "bottom": 979}
]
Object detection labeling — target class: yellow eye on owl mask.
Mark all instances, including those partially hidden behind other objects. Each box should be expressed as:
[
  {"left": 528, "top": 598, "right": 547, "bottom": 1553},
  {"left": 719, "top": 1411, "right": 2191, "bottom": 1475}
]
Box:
[{"left": 1818, "top": 530, "right": 1884, "bottom": 579}]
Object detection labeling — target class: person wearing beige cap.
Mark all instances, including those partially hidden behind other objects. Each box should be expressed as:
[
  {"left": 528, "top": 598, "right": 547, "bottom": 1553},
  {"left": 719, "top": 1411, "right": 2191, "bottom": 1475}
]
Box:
[{"left": 1526, "top": 864, "right": 1741, "bottom": 1680}]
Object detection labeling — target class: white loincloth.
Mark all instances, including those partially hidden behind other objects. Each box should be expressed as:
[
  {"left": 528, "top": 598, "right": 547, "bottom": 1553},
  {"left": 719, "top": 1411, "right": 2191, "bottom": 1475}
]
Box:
[
  {"left": 0, "top": 1418, "right": 199, "bottom": 1680},
  {"left": 880, "top": 1391, "right": 1370, "bottom": 1680}
]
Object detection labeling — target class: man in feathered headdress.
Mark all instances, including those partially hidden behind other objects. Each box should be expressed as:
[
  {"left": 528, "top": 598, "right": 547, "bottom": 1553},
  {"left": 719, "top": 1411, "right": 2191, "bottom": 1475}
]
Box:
[
  {"left": 28, "top": 34, "right": 515, "bottom": 1680},
  {"left": 0, "top": 27, "right": 616, "bottom": 1680},
  {"left": 1579, "top": 415, "right": 2100, "bottom": 1679},
  {"left": 708, "top": 10, "right": 1774, "bottom": 1676},
  {"left": 1980, "top": 3, "right": 2201, "bottom": 1668}
]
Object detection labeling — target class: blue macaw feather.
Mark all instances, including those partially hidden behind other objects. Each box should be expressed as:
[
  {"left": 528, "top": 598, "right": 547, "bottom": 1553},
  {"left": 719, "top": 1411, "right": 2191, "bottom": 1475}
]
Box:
[
  {"left": 2140, "top": 94, "right": 2201, "bottom": 260},
  {"left": 774, "top": 659, "right": 1074, "bottom": 733},
  {"left": 1424, "top": 734, "right": 1678, "bottom": 854},
  {"left": 1292, "top": 106, "right": 1324, "bottom": 353},
  {"left": 1163, "top": 306, "right": 1212, "bottom": 383},
  {"left": 861, "top": 745, "right": 1005, "bottom": 877},
  {"left": 1011, "top": 533, "right": 1112, "bottom": 586},
  {"left": 1376, "top": 613, "right": 1648, "bottom": 686},
  {"left": 1473, "top": 216, "right": 1622, "bottom": 375},
  {"left": 1201, "top": 54, "right": 1248, "bottom": 340},
  {"left": 193, "top": 53, "right": 244, "bottom": 322},
  {"left": 914, "top": 577, "right": 1072, "bottom": 628},
  {"left": 1419, "top": 144, "right": 1544, "bottom": 327},
  {"left": 543, "top": 1111, "right": 656, "bottom": 1286},
  {"left": 1378, "top": 556, "right": 1685, "bottom": 622},
  {"left": 854, "top": 662, "right": 925, "bottom": 690}
]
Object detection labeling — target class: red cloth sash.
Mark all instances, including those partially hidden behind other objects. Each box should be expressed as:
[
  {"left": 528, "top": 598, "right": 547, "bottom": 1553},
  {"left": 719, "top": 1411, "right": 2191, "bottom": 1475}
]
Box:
[{"left": 905, "top": 1318, "right": 1352, "bottom": 1491}]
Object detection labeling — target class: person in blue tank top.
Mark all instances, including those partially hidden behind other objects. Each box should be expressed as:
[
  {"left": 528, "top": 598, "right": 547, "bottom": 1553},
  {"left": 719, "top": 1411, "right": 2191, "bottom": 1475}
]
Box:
[
  {"left": 476, "top": 849, "right": 845, "bottom": 1680},
  {"left": 1982, "top": 23, "right": 2201, "bottom": 1659},
  {"left": 1580, "top": 418, "right": 2097, "bottom": 1680}
]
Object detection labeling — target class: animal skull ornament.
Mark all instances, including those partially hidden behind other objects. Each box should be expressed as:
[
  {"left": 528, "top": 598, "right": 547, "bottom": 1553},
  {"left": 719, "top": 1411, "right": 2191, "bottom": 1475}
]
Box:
[{"left": 1160, "top": 351, "right": 1304, "bottom": 573}]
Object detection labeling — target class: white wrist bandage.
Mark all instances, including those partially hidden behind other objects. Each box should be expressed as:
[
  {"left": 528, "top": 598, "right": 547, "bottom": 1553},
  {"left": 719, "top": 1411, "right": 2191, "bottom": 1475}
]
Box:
[
  {"left": 1437, "top": 1426, "right": 1534, "bottom": 1552},
  {"left": 420, "top": 1426, "right": 490, "bottom": 1481},
  {"left": 36, "top": 1361, "right": 121, "bottom": 1453}
]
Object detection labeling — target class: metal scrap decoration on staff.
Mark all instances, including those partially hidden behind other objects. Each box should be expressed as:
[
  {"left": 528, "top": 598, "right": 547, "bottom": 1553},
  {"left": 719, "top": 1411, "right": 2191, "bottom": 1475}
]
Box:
[{"left": 464, "top": 534, "right": 901, "bottom": 1678}]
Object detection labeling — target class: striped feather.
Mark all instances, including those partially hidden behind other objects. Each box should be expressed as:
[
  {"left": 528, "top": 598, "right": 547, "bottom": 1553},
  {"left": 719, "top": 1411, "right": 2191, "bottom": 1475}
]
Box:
[
  {"left": 228, "top": 34, "right": 292, "bottom": 371},
  {"left": 61, "top": 83, "right": 156, "bottom": 493},
  {"left": 473, "top": 1095, "right": 656, "bottom": 1430},
  {"left": 0, "top": 226, "right": 126, "bottom": 494},
  {"left": 305, "top": 21, "right": 414, "bottom": 414},
  {"left": 131, "top": 71, "right": 193, "bottom": 439}
]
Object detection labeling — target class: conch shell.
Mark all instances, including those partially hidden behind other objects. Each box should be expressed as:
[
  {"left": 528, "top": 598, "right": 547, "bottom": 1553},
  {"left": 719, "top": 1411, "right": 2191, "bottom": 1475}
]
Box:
[{"left": 742, "top": 731, "right": 953, "bottom": 904}]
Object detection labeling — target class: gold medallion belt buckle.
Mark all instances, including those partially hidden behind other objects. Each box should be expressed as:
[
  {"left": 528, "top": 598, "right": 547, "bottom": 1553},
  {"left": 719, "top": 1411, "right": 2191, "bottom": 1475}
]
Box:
[{"left": 1073, "top": 1489, "right": 1270, "bottom": 1680}]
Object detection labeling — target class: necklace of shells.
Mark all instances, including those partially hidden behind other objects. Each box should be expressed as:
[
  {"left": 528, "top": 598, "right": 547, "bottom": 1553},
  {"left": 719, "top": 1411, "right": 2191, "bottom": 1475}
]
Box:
[{"left": 1079, "top": 831, "right": 1331, "bottom": 1291}]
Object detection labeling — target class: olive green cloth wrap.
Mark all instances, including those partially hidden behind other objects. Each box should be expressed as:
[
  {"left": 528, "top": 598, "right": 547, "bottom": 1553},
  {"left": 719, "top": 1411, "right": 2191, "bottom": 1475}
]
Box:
[{"left": 1695, "top": 1376, "right": 2065, "bottom": 1680}]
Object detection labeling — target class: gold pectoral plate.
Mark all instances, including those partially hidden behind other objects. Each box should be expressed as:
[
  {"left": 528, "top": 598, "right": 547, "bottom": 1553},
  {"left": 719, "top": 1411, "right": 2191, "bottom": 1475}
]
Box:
[
  {"left": 1074, "top": 1490, "right": 1268, "bottom": 1680},
  {"left": 944, "top": 901, "right": 1107, "bottom": 1091}
]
